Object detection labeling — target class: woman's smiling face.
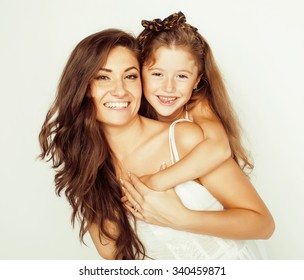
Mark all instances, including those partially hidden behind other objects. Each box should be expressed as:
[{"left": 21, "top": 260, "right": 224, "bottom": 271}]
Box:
[{"left": 90, "top": 46, "right": 142, "bottom": 127}]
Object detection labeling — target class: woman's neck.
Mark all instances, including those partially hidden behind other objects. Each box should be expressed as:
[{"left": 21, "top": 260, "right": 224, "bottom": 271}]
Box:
[{"left": 103, "top": 115, "right": 145, "bottom": 161}]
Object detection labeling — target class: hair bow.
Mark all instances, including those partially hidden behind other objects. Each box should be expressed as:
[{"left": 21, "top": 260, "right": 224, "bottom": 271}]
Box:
[
  {"left": 141, "top": 11, "right": 187, "bottom": 32},
  {"left": 138, "top": 11, "right": 197, "bottom": 51}
]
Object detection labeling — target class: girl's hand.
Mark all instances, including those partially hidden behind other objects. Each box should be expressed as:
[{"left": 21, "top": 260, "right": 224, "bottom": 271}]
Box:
[
  {"left": 137, "top": 162, "right": 168, "bottom": 191},
  {"left": 121, "top": 173, "right": 187, "bottom": 229}
]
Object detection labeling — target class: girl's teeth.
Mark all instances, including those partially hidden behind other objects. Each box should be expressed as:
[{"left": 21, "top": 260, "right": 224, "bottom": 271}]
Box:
[
  {"left": 158, "top": 96, "right": 177, "bottom": 103},
  {"left": 104, "top": 102, "right": 128, "bottom": 109}
]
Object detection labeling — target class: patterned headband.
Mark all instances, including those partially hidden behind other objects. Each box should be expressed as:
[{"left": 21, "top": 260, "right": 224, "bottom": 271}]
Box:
[{"left": 138, "top": 11, "right": 199, "bottom": 51}]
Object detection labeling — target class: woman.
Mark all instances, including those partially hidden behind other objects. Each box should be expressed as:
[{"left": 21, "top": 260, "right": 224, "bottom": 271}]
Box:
[{"left": 39, "top": 28, "right": 274, "bottom": 260}]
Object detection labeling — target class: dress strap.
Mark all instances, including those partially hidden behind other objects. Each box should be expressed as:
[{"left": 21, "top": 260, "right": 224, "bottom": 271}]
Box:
[
  {"left": 169, "top": 118, "right": 192, "bottom": 164},
  {"left": 185, "top": 108, "right": 189, "bottom": 120},
  {"left": 185, "top": 104, "right": 190, "bottom": 120}
]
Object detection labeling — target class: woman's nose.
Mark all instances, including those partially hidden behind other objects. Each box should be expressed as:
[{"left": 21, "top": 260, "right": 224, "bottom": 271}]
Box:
[{"left": 111, "top": 79, "right": 127, "bottom": 97}]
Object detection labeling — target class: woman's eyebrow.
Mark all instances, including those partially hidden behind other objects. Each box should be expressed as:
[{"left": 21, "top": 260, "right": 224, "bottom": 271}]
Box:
[
  {"left": 124, "top": 66, "right": 140, "bottom": 72},
  {"left": 99, "top": 68, "right": 112, "bottom": 72},
  {"left": 98, "top": 66, "right": 139, "bottom": 73}
]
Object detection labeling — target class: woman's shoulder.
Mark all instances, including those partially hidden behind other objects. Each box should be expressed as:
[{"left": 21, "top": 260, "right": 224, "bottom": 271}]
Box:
[
  {"left": 173, "top": 120, "right": 203, "bottom": 136},
  {"left": 173, "top": 121, "right": 205, "bottom": 157},
  {"left": 141, "top": 116, "right": 204, "bottom": 157},
  {"left": 141, "top": 116, "right": 169, "bottom": 131},
  {"left": 140, "top": 116, "right": 170, "bottom": 141}
]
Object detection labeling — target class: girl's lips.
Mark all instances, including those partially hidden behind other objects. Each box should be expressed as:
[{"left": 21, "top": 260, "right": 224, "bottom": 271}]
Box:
[
  {"left": 103, "top": 101, "right": 130, "bottom": 109},
  {"left": 157, "top": 95, "right": 178, "bottom": 105}
]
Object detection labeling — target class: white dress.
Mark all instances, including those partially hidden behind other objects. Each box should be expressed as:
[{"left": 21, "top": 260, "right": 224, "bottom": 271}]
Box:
[{"left": 134, "top": 119, "right": 259, "bottom": 259}]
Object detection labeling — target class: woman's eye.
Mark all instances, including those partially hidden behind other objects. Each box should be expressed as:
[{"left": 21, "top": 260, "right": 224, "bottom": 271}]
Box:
[
  {"left": 94, "top": 75, "right": 109, "bottom": 80},
  {"left": 125, "top": 74, "right": 138, "bottom": 80}
]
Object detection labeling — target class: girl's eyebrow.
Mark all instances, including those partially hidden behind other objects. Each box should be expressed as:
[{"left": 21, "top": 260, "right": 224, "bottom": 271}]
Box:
[
  {"left": 148, "top": 67, "right": 193, "bottom": 75},
  {"left": 98, "top": 66, "right": 140, "bottom": 73}
]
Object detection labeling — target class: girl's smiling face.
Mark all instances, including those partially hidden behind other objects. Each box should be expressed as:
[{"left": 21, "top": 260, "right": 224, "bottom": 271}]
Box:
[{"left": 142, "top": 46, "right": 201, "bottom": 121}]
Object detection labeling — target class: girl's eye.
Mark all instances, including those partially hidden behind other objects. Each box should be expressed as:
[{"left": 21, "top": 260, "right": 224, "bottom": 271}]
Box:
[
  {"left": 152, "top": 72, "right": 162, "bottom": 77},
  {"left": 177, "top": 74, "right": 188, "bottom": 79},
  {"left": 94, "top": 75, "right": 109, "bottom": 81}
]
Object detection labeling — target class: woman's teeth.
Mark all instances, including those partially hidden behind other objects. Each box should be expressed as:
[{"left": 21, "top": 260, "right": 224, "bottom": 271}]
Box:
[{"left": 104, "top": 102, "right": 129, "bottom": 109}]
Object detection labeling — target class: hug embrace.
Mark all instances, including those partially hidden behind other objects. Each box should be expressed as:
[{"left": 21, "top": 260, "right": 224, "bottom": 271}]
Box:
[{"left": 39, "top": 11, "right": 275, "bottom": 259}]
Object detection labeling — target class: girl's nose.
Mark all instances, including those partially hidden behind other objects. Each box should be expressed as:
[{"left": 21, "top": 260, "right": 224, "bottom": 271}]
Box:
[{"left": 162, "top": 77, "right": 176, "bottom": 93}]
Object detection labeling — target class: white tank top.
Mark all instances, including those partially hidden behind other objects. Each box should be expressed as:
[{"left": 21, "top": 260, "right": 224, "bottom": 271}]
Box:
[{"left": 133, "top": 119, "right": 259, "bottom": 259}]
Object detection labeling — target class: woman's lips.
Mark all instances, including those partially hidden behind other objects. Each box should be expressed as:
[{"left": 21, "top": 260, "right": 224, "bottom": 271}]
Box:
[{"left": 103, "top": 101, "right": 130, "bottom": 109}]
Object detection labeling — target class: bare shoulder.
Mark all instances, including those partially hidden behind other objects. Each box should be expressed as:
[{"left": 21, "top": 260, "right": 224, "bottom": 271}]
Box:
[
  {"left": 174, "top": 121, "right": 205, "bottom": 141},
  {"left": 142, "top": 116, "right": 169, "bottom": 131},
  {"left": 89, "top": 222, "right": 117, "bottom": 259},
  {"left": 141, "top": 116, "right": 169, "bottom": 138},
  {"left": 191, "top": 98, "right": 219, "bottom": 121},
  {"left": 200, "top": 119, "right": 228, "bottom": 141},
  {"left": 174, "top": 121, "right": 205, "bottom": 158},
  {"left": 191, "top": 101, "right": 228, "bottom": 141}
]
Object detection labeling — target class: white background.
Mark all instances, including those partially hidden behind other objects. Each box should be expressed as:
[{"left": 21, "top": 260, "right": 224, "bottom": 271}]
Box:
[{"left": 0, "top": 0, "right": 303, "bottom": 260}]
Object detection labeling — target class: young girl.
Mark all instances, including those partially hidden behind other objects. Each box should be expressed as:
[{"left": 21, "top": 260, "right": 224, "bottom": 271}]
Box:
[
  {"left": 135, "top": 11, "right": 251, "bottom": 190},
  {"left": 120, "top": 12, "right": 274, "bottom": 258}
]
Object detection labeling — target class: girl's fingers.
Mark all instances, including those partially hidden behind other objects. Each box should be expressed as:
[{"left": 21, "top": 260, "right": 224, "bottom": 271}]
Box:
[{"left": 159, "top": 161, "right": 167, "bottom": 171}]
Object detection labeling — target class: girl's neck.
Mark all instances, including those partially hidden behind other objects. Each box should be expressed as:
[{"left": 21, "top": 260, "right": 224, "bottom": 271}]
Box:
[{"left": 157, "top": 107, "right": 186, "bottom": 122}]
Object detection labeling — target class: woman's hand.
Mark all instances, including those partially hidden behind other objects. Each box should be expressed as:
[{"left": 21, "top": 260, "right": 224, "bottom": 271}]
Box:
[{"left": 121, "top": 173, "right": 188, "bottom": 229}]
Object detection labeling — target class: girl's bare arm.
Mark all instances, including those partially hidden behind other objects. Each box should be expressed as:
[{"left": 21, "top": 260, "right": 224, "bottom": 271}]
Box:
[{"left": 146, "top": 120, "right": 231, "bottom": 190}]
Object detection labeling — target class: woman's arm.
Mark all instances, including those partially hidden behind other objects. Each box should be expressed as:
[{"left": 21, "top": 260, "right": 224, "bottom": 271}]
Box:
[
  {"left": 122, "top": 119, "right": 274, "bottom": 239},
  {"left": 122, "top": 166, "right": 275, "bottom": 240},
  {"left": 88, "top": 222, "right": 117, "bottom": 259},
  {"left": 145, "top": 120, "right": 231, "bottom": 191},
  {"left": 122, "top": 121, "right": 274, "bottom": 239},
  {"left": 181, "top": 158, "right": 274, "bottom": 239}
]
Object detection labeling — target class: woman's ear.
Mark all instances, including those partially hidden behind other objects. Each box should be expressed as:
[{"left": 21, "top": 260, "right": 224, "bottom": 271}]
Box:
[{"left": 86, "top": 86, "right": 92, "bottom": 97}]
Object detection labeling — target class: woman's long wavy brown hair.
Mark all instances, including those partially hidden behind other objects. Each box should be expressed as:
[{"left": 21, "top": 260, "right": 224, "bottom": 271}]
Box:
[
  {"left": 39, "top": 29, "right": 145, "bottom": 259},
  {"left": 138, "top": 19, "right": 253, "bottom": 172}
]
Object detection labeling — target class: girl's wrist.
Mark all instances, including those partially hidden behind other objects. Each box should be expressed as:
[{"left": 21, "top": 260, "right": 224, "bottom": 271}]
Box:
[{"left": 148, "top": 173, "right": 165, "bottom": 191}]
